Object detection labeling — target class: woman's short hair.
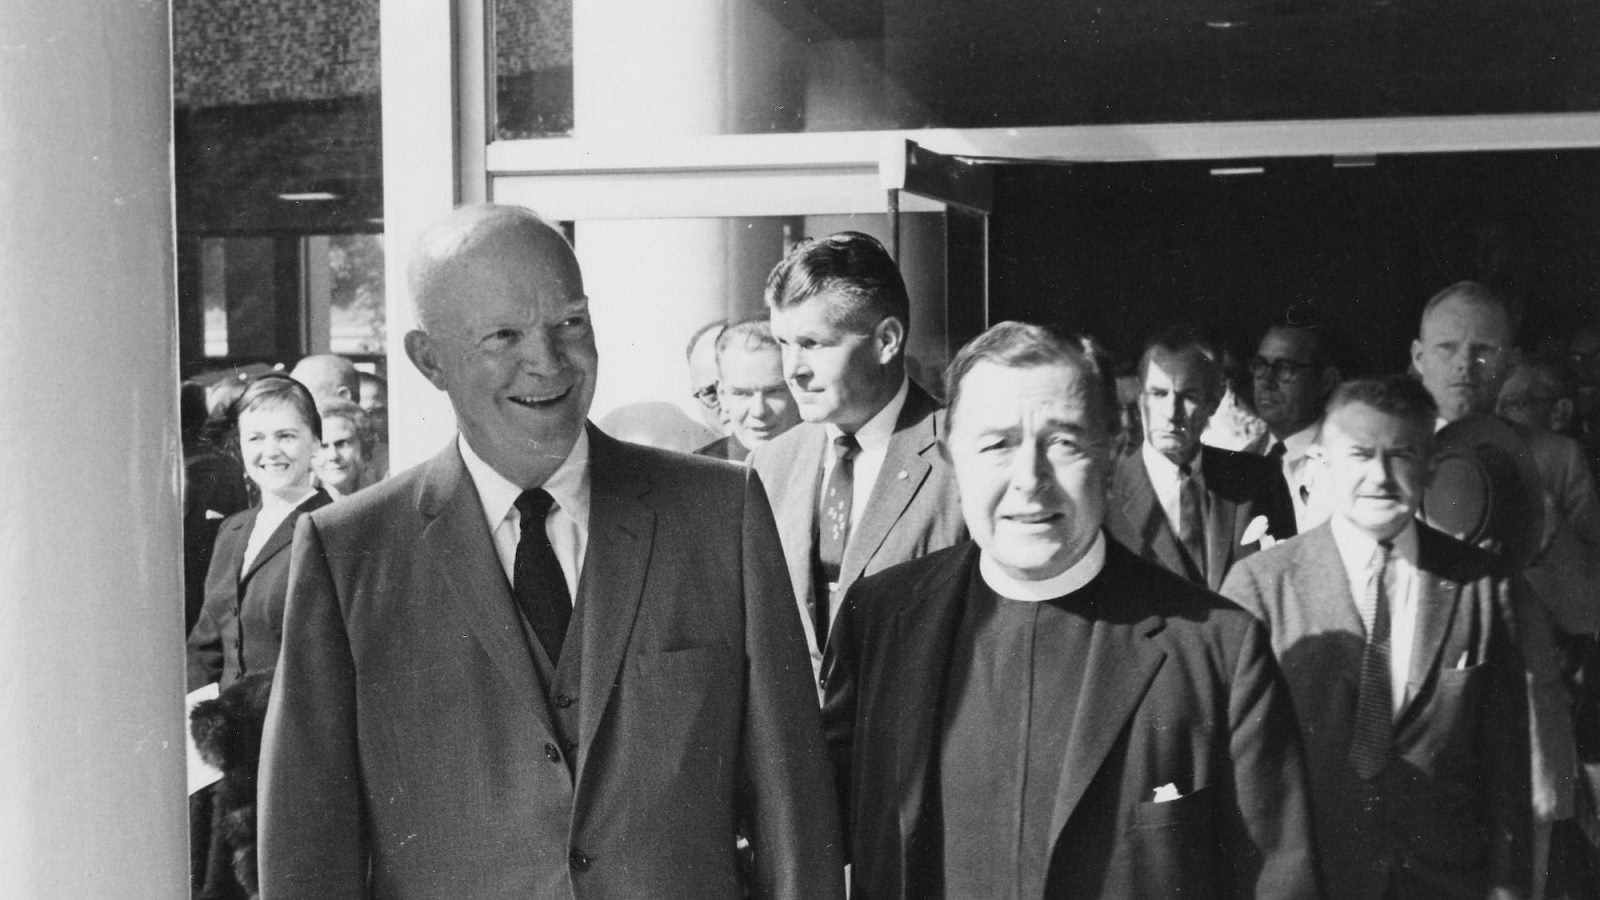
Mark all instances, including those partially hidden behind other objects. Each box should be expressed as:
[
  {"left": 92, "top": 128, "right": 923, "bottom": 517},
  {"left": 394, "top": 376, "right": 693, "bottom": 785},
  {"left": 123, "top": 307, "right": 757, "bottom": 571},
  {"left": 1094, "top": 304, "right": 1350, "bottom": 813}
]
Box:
[{"left": 233, "top": 372, "right": 322, "bottom": 441}]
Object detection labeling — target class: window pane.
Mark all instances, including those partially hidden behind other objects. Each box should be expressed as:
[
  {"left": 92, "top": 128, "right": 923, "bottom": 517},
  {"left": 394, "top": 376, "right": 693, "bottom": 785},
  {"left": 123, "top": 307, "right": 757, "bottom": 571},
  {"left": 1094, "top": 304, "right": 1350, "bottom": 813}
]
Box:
[
  {"left": 494, "top": 0, "right": 574, "bottom": 139},
  {"left": 328, "top": 233, "right": 386, "bottom": 355}
]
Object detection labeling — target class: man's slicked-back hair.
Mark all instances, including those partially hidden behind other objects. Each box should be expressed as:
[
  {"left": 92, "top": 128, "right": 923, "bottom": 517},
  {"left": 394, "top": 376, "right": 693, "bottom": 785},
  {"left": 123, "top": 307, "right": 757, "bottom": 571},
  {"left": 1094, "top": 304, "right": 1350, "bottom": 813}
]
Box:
[
  {"left": 407, "top": 203, "right": 574, "bottom": 332},
  {"left": 716, "top": 316, "right": 781, "bottom": 363},
  {"left": 1139, "top": 323, "right": 1225, "bottom": 403},
  {"left": 234, "top": 372, "right": 323, "bottom": 442},
  {"left": 944, "top": 320, "right": 1121, "bottom": 438},
  {"left": 764, "top": 231, "right": 910, "bottom": 335},
  {"left": 1324, "top": 375, "right": 1439, "bottom": 435},
  {"left": 1419, "top": 280, "right": 1523, "bottom": 341}
]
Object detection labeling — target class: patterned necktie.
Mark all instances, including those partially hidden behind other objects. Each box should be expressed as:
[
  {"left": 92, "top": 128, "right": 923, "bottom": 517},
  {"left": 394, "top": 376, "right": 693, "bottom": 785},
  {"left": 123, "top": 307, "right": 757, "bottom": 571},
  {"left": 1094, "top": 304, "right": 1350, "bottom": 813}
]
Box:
[
  {"left": 513, "top": 488, "right": 572, "bottom": 664},
  {"left": 1350, "top": 541, "right": 1394, "bottom": 780},
  {"left": 816, "top": 434, "right": 861, "bottom": 638},
  {"left": 1177, "top": 463, "right": 1206, "bottom": 583}
]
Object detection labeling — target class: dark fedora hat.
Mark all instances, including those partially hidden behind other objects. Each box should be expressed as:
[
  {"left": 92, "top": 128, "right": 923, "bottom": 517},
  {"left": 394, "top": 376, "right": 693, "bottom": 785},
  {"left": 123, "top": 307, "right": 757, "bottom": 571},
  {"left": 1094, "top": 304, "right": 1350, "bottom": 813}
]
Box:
[{"left": 1419, "top": 414, "right": 1546, "bottom": 574}]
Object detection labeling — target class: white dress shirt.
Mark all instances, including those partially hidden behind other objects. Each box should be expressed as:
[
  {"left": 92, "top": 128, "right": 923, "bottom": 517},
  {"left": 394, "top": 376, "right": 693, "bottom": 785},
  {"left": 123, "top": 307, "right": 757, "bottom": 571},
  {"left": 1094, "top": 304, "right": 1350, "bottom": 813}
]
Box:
[
  {"left": 458, "top": 431, "right": 591, "bottom": 601},
  {"left": 241, "top": 488, "right": 318, "bottom": 574},
  {"left": 821, "top": 377, "right": 910, "bottom": 537},
  {"left": 1329, "top": 514, "right": 1421, "bottom": 716},
  {"left": 979, "top": 531, "right": 1108, "bottom": 602},
  {"left": 1268, "top": 423, "right": 1326, "bottom": 532},
  {"left": 1141, "top": 441, "right": 1206, "bottom": 537}
]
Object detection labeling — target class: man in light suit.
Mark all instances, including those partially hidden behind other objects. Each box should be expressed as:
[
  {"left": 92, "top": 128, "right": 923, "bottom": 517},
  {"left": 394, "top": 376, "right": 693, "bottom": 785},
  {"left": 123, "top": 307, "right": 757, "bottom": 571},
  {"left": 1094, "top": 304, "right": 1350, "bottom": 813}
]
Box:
[
  {"left": 751, "top": 232, "right": 964, "bottom": 685},
  {"left": 1107, "top": 326, "right": 1296, "bottom": 592},
  {"left": 1222, "top": 376, "right": 1531, "bottom": 898},
  {"left": 257, "top": 204, "right": 844, "bottom": 899},
  {"left": 824, "top": 322, "right": 1319, "bottom": 897}
]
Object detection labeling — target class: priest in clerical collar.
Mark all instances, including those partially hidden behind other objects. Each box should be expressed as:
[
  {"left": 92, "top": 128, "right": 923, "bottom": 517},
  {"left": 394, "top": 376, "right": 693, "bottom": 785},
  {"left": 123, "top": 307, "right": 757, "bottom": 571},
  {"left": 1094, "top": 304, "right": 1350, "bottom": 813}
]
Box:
[{"left": 822, "top": 320, "right": 1321, "bottom": 899}]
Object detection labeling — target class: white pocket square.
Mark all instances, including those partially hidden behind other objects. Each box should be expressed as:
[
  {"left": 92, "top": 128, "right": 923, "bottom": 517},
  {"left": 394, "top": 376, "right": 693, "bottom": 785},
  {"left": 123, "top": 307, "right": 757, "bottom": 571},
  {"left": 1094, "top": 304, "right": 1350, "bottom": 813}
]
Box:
[
  {"left": 1241, "top": 515, "right": 1273, "bottom": 547},
  {"left": 1152, "top": 782, "right": 1182, "bottom": 803}
]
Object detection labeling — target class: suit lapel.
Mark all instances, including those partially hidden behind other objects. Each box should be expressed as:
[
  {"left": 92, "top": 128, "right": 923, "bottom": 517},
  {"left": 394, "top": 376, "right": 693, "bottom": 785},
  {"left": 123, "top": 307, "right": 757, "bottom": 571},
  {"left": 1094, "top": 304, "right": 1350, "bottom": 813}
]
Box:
[
  {"left": 1115, "top": 455, "right": 1187, "bottom": 576},
  {"left": 1201, "top": 451, "right": 1238, "bottom": 591},
  {"left": 1048, "top": 569, "right": 1167, "bottom": 841},
  {"left": 838, "top": 400, "right": 936, "bottom": 591},
  {"left": 417, "top": 444, "right": 554, "bottom": 736},
  {"left": 216, "top": 511, "right": 254, "bottom": 595},
  {"left": 1403, "top": 532, "right": 1464, "bottom": 720},
  {"left": 574, "top": 429, "right": 656, "bottom": 783},
  {"left": 1292, "top": 525, "right": 1363, "bottom": 634},
  {"left": 240, "top": 490, "right": 332, "bottom": 585},
  {"left": 777, "top": 427, "right": 828, "bottom": 659}
]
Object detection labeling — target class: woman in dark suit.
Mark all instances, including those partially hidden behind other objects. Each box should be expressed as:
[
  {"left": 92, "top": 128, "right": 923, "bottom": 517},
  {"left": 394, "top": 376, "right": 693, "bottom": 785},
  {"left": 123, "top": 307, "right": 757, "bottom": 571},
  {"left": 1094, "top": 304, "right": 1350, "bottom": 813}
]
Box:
[
  {"left": 186, "top": 373, "right": 331, "bottom": 900},
  {"left": 187, "top": 374, "right": 332, "bottom": 692}
]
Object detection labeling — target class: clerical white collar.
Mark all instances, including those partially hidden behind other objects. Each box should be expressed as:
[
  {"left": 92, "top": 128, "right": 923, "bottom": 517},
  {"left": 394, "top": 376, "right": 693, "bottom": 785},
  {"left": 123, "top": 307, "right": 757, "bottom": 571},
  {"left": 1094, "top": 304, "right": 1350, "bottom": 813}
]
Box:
[{"left": 979, "top": 530, "right": 1107, "bottom": 602}]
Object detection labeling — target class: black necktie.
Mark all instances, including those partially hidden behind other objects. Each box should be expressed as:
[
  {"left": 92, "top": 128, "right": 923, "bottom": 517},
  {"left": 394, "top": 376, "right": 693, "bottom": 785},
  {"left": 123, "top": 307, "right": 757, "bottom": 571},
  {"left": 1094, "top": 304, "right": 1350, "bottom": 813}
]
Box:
[
  {"left": 1267, "top": 440, "right": 1287, "bottom": 464},
  {"left": 816, "top": 434, "right": 861, "bottom": 638},
  {"left": 513, "top": 489, "right": 572, "bottom": 664},
  {"left": 1350, "top": 541, "right": 1394, "bottom": 780},
  {"left": 1177, "top": 463, "right": 1206, "bottom": 583}
]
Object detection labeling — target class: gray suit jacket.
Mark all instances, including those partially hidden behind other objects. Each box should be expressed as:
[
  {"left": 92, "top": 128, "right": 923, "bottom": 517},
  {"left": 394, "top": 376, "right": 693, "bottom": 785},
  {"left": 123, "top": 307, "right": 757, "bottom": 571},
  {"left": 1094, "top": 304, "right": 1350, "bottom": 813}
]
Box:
[
  {"left": 1221, "top": 523, "right": 1531, "bottom": 899},
  {"left": 258, "top": 427, "right": 844, "bottom": 899},
  {"left": 750, "top": 382, "right": 965, "bottom": 681}
]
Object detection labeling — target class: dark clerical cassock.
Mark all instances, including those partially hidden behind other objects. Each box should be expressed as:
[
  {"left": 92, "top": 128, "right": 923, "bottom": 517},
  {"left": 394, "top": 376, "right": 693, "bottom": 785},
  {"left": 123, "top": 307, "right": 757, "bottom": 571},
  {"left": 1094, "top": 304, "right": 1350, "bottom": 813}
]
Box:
[{"left": 939, "top": 548, "right": 1101, "bottom": 897}]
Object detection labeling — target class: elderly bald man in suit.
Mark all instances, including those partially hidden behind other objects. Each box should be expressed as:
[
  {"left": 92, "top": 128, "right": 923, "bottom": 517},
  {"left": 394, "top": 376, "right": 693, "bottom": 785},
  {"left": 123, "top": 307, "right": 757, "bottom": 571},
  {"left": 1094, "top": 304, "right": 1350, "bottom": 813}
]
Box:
[{"left": 258, "top": 204, "right": 843, "bottom": 899}]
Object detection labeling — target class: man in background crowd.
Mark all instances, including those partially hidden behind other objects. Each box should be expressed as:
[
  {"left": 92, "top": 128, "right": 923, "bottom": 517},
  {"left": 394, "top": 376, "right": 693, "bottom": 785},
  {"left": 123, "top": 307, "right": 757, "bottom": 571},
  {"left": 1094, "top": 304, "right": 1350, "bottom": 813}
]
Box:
[
  {"left": 698, "top": 317, "right": 801, "bottom": 462},
  {"left": 357, "top": 369, "right": 389, "bottom": 486},
  {"left": 1107, "top": 326, "right": 1295, "bottom": 592},
  {"left": 686, "top": 318, "right": 728, "bottom": 442},
  {"left": 753, "top": 231, "right": 964, "bottom": 686},
  {"left": 289, "top": 353, "right": 360, "bottom": 405},
  {"left": 1248, "top": 311, "right": 1342, "bottom": 531},
  {"left": 1223, "top": 376, "right": 1531, "bottom": 898}
]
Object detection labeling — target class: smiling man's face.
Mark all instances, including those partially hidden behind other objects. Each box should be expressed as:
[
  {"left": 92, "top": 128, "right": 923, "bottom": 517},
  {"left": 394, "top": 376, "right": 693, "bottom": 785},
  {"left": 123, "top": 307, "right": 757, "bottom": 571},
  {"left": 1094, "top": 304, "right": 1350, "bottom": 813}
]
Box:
[
  {"left": 1313, "top": 400, "right": 1431, "bottom": 542},
  {"left": 406, "top": 215, "right": 596, "bottom": 488}
]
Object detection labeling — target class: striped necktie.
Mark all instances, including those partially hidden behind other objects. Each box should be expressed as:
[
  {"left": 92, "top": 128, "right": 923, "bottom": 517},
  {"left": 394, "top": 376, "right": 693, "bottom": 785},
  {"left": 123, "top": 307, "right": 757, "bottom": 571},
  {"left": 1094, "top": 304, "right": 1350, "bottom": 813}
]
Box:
[{"left": 1349, "top": 541, "right": 1394, "bottom": 780}]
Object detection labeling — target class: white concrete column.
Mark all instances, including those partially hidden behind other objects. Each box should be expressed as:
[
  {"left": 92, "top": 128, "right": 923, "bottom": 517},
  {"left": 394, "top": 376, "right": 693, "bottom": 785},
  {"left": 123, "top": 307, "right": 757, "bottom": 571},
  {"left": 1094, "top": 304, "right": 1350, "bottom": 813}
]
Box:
[
  {"left": 0, "top": 2, "right": 187, "bottom": 896},
  {"left": 573, "top": 1, "right": 790, "bottom": 448}
]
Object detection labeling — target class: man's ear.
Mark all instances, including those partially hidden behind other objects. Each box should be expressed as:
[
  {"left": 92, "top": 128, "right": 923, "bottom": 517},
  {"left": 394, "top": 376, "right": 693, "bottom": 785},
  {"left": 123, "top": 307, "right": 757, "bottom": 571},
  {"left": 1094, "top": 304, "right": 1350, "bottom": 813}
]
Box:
[
  {"left": 1552, "top": 397, "right": 1576, "bottom": 433},
  {"left": 403, "top": 330, "right": 450, "bottom": 392},
  {"left": 1320, "top": 365, "right": 1342, "bottom": 399},
  {"left": 1410, "top": 338, "right": 1425, "bottom": 374},
  {"left": 874, "top": 316, "right": 906, "bottom": 366}
]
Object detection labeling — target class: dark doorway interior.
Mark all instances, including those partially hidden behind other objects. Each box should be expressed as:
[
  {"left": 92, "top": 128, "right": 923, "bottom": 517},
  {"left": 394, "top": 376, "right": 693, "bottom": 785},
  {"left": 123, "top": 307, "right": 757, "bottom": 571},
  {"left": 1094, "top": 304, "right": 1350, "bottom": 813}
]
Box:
[{"left": 986, "top": 149, "right": 1600, "bottom": 374}]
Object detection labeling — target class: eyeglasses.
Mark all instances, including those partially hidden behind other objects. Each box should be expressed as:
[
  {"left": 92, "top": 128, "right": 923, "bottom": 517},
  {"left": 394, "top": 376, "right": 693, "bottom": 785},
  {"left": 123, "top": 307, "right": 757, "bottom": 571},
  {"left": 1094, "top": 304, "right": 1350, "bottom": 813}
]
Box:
[
  {"left": 691, "top": 383, "right": 719, "bottom": 409},
  {"left": 1248, "top": 356, "right": 1317, "bottom": 382}
]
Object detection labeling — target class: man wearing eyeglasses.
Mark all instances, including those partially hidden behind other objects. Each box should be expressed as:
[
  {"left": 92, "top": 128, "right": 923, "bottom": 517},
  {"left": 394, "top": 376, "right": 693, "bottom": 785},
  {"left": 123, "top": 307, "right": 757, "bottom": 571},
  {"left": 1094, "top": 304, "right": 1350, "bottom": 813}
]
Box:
[
  {"left": 686, "top": 318, "right": 729, "bottom": 441},
  {"left": 1248, "top": 314, "right": 1341, "bottom": 531}
]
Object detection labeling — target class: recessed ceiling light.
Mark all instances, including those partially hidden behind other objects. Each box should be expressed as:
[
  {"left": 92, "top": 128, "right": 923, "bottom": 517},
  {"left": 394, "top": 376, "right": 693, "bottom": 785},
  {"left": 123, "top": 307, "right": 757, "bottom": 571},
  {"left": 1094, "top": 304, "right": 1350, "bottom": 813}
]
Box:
[
  {"left": 277, "top": 191, "right": 339, "bottom": 202},
  {"left": 1209, "top": 166, "right": 1265, "bottom": 176},
  {"left": 1206, "top": 20, "right": 1248, "bottom": 28}
]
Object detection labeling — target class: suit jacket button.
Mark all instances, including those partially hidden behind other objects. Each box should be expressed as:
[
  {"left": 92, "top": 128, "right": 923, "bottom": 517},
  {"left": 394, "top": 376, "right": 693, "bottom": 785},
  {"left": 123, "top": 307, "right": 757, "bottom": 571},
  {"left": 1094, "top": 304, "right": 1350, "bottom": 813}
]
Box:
[
  {"left": 544, "top": 743, "right": 561, "bottom": 763},
  {"left": 555, "top": 693, "right": 573, "bottom": 708},
  {"left": 569, "top": 849, "right": 590, "bottom": 871}
]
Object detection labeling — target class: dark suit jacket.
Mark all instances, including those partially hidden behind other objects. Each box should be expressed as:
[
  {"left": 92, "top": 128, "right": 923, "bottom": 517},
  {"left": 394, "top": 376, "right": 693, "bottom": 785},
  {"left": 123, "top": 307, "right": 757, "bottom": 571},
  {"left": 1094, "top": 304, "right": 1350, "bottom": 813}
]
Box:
[
  {"left": 696, "top": 434, "right": 750, "bottom": 463},
  {"left": 186, "top": 489, "right": 331, "bottom": 692},
  {"left": 824, "top": 539, "right": 1320, "bottom": 899},
  {"left": 1107, "top": 446, "right": 1296, "bottom": 592},
  {"left": 1220, "top": 523, "right": 1532, "bottom": 899},
  {"left": 750, "top": 381, "right": 965, "bottom": 678},
  {"left": 258, "top": 428, "right": 843, "bottom": 899}
]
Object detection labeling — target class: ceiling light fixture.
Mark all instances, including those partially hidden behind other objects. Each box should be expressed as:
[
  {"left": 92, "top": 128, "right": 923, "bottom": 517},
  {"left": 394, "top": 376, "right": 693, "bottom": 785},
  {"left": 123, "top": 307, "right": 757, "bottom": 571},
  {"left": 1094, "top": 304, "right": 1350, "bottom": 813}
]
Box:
[
  {"left": 1209, "top": 166, "right": 1265, "bottom": 176},
  {"left": 277, "top": 191, "right": 340, "bottom": 202}
]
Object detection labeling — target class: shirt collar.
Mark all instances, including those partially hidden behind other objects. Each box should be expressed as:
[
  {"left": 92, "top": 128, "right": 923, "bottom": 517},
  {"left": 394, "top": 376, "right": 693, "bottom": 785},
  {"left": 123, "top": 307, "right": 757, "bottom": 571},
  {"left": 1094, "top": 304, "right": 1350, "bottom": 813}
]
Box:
[
  {"left": 458, "top": 429, "right": 591, "bottom": 533},
  {"left": 1279, "top": 422, "right": 1318, "bottom": 460},
  {"left": 1329, "top": 512, "right": 1419, "bottom": 584},
  {"left": 979, "top": 530, "right": 1108, "bottom": 602},
  {"left": 826, "top": 377, "right": 909, "bottom": 450},
  {"left": 259, "top": 487, "right": 317, "bottom": 519},
  {"left": 1141, "top": 440, "right": 1204, "bottom": 484}
]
